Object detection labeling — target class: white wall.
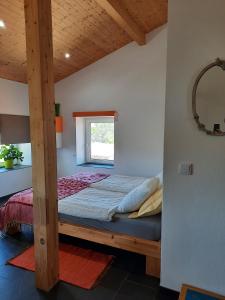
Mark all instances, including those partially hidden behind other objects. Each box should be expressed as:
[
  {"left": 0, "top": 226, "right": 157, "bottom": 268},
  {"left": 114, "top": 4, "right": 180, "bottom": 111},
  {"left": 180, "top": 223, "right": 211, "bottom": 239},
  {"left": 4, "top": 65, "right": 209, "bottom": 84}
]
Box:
[
  {"left": 0, "top": 78, "right": 29, "bottom": 115},
  {"left": 56, "top": 25, "right": 167, "bottom": 178},
  {"left": 162, "top": 0, "right": 225, "bottom": 294},
  {"left": 0, "top": 78, "right": 32, "bottom": 196},
  {"left": 0, "top": 167, "right": 32, "bottom": 197},
  {"left": 18, "top": 143, "right": 32, "bottom": 166}
]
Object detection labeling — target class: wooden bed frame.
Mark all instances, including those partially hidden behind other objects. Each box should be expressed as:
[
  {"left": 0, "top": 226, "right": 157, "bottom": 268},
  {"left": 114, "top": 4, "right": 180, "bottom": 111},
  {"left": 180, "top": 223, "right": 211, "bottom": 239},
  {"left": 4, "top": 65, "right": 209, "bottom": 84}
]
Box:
[
  {"left": 6, "top": 221, "right": 160, "bottom": 278},
  {"left": 59, "top": 221, "right": 161, "bottom": 278}
]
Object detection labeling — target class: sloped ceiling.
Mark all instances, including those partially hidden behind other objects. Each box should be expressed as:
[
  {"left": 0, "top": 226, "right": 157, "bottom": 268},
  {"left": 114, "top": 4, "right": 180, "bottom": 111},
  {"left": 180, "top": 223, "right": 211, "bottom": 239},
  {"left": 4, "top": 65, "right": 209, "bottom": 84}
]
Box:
[{"left": 0, "top": 0, "right": 167, "bottom": 83}]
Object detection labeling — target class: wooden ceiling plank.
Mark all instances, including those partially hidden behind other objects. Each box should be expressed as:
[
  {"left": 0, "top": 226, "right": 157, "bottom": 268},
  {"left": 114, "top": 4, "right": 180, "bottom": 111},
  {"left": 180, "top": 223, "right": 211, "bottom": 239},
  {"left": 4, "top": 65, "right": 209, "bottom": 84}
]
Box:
[
  {"left": 121, "top": 0, "right": 168, "bottom": 33},
  {"left": 0, "top": 0, "right": 167, "bottom": 83},
  {"left": 75, "top": 0, "right": 130, "bottom": 47},
  {"left": 53, "top": 0, "right": 126, "bottom": 54},
  {"left": 95, "top": 0, "right": 146, "bottom": 45},
  {"left": 0, "top": 63, "right": 26, "bottom": 83}
]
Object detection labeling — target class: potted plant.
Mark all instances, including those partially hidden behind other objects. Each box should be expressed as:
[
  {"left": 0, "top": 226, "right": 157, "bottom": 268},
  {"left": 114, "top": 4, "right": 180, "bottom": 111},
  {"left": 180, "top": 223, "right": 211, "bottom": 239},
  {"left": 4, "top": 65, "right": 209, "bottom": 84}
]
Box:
[{"left": 0, "top": 144, "right": 24, "bottom": 169}]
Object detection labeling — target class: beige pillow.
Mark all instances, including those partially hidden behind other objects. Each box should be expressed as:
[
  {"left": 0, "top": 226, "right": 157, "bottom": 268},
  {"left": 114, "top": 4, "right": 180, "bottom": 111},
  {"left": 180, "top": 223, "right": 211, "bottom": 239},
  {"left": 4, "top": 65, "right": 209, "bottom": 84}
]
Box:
[
  {"left": 128, "top": 211, "right": 139, "bottom": 219},
  {"left": 128, "top": 188, "right": 163, "bottom": 219}
]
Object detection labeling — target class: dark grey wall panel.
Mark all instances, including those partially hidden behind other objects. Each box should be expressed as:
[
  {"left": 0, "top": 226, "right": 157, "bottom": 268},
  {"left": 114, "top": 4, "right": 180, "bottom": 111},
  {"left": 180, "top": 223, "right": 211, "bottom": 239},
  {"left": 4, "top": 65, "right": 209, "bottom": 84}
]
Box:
[{"left": 0, "top": 114, "right": 30, "bottom": 144}]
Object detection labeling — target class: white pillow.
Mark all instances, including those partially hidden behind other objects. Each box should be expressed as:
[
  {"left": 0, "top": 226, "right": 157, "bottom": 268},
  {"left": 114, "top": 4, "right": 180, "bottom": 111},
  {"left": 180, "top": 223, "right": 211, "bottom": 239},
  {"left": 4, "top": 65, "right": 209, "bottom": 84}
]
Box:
[{"left": 117, "top": 177, "right": 159, "bottom": 213}]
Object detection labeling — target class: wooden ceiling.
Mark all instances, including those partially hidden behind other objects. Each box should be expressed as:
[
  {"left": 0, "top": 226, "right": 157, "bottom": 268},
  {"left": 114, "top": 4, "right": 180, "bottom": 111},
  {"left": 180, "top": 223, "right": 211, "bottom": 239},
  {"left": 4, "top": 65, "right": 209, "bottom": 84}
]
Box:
[{"left": 0, "top": 0, "right": 167, "bottom": 83}]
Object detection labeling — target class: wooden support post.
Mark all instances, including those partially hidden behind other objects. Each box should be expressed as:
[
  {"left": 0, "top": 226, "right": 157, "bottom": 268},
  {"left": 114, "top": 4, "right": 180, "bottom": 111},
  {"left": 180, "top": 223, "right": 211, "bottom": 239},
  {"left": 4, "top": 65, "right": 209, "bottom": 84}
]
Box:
[{"left": 24, "top": 0, "right": 59, "bottom": 291}]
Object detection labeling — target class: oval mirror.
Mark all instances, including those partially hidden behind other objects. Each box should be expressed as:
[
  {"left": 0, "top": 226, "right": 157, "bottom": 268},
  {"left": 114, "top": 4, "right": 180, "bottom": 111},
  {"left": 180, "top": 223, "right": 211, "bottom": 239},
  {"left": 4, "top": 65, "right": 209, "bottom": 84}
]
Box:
[{"left": 192, "top": 58, "right": 225, "bottom": 136}]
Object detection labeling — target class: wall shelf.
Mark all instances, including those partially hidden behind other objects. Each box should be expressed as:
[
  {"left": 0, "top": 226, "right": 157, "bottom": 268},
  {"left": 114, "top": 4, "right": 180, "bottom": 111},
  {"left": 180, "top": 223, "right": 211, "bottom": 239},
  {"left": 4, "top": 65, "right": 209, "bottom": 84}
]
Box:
[{"left": 0, "top": 164, "right": 31, "bottom": 174}]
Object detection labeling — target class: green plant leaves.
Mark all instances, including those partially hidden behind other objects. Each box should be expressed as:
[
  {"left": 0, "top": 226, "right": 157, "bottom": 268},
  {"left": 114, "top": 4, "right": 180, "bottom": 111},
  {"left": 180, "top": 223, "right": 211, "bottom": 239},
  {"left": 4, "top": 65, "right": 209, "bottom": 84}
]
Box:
[{"left": 0, "top": 144, "right": 24, "bottom": 162}]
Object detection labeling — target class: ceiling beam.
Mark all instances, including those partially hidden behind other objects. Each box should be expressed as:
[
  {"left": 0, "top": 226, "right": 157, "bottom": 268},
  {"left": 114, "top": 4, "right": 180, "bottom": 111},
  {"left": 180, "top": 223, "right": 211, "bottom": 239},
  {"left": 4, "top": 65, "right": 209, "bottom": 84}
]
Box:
[
  {"left": 95, "top": 0, "right": 146, "bottom": 45},
  {"left": 24, "top": 0, "right": 59, "bottom": 291}
]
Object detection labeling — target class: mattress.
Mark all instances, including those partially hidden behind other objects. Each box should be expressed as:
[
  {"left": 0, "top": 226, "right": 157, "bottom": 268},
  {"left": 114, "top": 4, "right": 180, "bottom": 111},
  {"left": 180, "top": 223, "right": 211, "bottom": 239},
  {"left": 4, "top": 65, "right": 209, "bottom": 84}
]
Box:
[{"left": 59, "top": 212, "right": 161, "bottom": 241}]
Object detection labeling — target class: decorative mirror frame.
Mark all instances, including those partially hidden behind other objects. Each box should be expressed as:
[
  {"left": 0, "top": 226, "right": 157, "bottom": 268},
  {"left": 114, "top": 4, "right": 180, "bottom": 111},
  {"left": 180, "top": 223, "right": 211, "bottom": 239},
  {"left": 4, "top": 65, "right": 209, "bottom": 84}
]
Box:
[{"left": 192, "top": 58, "right": 225, "bottom": 136}]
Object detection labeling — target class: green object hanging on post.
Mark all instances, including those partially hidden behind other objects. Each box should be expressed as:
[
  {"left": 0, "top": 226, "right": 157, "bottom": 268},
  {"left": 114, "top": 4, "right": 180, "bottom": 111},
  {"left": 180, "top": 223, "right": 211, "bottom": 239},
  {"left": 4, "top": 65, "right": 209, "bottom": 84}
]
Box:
[{"left": 55, "top": 103, "right": 61, "bottom": 116}]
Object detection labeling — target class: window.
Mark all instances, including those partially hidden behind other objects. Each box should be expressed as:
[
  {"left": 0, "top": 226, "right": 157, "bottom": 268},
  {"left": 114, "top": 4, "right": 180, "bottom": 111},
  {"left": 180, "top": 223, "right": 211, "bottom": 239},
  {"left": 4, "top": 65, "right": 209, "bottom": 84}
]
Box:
[
  {"left": 74, "top": 111, "right": 117, "bottom": 167},
  {"left": 85, "top": 117, "right": 114, "bottom": 164}
]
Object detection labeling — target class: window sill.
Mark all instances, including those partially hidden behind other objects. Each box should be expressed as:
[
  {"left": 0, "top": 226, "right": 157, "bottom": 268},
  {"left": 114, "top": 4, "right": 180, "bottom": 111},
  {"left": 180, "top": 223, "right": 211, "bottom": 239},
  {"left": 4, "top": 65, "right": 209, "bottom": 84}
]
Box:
[
  {"left": 77, "top": 163, "right": 114, "bottom": 169},
  {"left": 0, "top": 165, "right": 32, "bottom": 174}
]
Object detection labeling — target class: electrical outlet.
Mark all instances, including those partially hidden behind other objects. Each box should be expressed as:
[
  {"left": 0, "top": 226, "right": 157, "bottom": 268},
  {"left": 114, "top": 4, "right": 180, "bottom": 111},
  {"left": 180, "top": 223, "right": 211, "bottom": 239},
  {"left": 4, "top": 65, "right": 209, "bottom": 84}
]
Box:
[{"left": 178, "top": 162, "right": 194, "bottom": 175}]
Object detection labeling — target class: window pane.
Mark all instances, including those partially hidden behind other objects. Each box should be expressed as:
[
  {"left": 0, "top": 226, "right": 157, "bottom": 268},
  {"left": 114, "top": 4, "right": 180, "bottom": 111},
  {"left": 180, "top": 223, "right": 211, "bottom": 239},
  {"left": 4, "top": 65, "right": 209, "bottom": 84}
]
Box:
[{"left": 90, "top": 122, "right": 114, "bottom": 161}]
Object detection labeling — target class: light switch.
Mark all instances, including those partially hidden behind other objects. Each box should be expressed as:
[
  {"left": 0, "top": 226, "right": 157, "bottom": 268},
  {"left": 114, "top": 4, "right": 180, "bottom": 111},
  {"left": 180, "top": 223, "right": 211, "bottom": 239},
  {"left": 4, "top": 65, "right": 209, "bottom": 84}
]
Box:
[{"left": 178, "top": 162, "right": 194, "bottom": 175}]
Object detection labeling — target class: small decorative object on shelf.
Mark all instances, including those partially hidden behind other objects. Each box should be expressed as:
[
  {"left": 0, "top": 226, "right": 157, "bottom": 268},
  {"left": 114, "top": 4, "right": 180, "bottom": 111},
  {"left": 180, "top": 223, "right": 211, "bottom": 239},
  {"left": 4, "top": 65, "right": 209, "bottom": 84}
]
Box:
[
  {"left": 213, "top": 124, "right": 220, "bottom": 132},
  {"left": 55, "top": 103, "right": 63, "bottom": 149},
  {"left": 0, "top": 144, "right": 24, "bottom": 169},
  {"left": 213, "top": 123, "right": 223, "bottom": 135}
]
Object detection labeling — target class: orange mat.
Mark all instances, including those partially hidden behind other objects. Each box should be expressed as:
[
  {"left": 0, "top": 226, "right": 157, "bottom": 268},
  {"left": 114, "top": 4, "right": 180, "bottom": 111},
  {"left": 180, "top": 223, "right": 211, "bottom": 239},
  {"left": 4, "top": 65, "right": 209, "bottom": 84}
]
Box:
[{"left": 8, "top": 243, "right": 113, "bottom": 289}]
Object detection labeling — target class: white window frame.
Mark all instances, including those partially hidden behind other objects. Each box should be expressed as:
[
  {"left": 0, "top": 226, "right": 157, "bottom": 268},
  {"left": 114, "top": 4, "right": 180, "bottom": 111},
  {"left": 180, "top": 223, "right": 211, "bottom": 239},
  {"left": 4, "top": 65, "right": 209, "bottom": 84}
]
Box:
[{"left": 85, "top": 117, "right": 114, "bottom": 165}]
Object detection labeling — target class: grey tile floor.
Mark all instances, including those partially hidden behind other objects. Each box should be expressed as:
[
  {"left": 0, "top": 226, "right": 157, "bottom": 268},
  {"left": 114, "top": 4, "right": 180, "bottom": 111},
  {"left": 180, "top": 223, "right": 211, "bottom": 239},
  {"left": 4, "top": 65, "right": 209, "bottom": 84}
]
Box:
[{"left": 0, "top": 226, "right": 177, "bottom": 300}]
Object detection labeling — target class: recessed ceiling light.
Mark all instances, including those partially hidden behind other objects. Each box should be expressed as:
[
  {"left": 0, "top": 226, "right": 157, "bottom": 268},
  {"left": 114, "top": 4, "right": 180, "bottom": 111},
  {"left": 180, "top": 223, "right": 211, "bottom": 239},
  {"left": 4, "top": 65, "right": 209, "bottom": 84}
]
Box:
[
  {"left": 64, "top": 53, "right": 71, "bottom": 59},
  {"left": 0, "top": 20, "right": 6, "bottom": 28}
]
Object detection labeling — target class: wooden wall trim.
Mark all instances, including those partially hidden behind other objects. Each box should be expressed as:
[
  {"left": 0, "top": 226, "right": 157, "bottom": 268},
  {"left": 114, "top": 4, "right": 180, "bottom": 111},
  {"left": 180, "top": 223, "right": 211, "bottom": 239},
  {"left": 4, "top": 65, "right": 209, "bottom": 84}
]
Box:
[
  {"left": 95, "top": 0, "right": 146, "bottom": 45},
  {"left": 24, "top": 0, "right": 59, "bottom": 291},
  {"left": 72, "top": 111, "right": 117, "bottom": 117}
]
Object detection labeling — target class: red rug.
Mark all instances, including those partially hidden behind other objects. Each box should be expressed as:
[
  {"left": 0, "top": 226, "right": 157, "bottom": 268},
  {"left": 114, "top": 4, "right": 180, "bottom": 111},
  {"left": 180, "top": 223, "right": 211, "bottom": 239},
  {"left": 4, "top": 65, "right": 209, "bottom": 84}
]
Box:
[{"left": 8, "top": 243, "right": 113, "bottom": 289}]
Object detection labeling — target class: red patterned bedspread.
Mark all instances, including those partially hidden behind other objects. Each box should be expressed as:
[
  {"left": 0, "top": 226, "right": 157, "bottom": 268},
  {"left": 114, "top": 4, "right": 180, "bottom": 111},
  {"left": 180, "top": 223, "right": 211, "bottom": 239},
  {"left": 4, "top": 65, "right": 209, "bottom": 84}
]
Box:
[{"left": 0, "top": 173, "right": 109, "bottom": 231}]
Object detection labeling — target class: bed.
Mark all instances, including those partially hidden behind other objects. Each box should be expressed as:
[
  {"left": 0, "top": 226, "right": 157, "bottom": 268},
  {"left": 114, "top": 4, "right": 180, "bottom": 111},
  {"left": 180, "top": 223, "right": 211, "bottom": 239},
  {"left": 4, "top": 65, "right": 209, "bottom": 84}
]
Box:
[
  {"left": 59, "top": 212, "right": 161, "bottom": 241},
  {"left": 0, "top": 172, "right": 161, "bottom": 278}
]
